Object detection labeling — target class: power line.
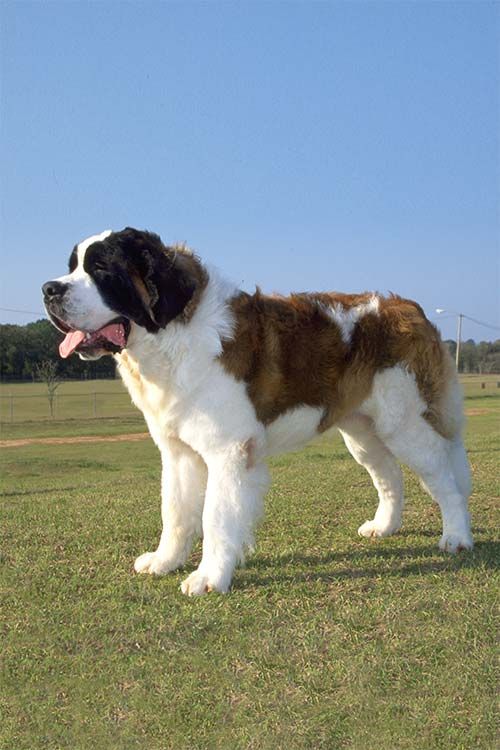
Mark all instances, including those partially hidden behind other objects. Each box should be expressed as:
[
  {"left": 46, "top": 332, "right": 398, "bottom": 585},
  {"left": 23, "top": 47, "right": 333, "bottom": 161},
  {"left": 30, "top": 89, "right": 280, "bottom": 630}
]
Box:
[
  {"left": 0, "top": 307, "right": 46, "bottom": 316},
  {"left": 461, "top": 314, "right": 500, "bottom": 332},
  {"left": 433, "top": 312, "right": 500, "bottom": 331}
]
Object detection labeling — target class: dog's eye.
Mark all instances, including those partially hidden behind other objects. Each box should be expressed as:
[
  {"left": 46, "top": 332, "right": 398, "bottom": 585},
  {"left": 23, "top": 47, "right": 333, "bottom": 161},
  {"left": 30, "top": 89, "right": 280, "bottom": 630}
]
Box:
[{"left": 93, "top": 261, "right": 107, "bottom": 272}]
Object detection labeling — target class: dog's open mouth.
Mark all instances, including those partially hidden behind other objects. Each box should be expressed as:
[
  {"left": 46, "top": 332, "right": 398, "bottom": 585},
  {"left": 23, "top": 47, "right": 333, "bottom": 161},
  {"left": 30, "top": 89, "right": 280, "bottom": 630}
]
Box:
[{"left": 54, "top": 316, "right": 130, "bottom": 358}]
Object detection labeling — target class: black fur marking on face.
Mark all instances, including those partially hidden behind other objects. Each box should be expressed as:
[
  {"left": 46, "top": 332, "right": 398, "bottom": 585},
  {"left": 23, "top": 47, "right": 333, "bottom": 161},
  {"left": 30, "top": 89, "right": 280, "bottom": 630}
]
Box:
[
  {"left": 68, "top": 245, "right": 78, "bottom": 273},
  {"left": 83, "top": 228, "right": 198, "bottom": 333}
]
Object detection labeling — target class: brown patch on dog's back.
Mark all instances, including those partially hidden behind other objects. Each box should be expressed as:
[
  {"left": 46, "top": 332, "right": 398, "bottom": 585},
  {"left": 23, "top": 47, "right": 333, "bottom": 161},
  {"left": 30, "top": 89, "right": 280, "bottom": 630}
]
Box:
[
  {"left": 221, "top": 290, "right": 348, "bottom": 424},
  {"left": 220, "top": 290, "right": 457, "bottom": 438}
]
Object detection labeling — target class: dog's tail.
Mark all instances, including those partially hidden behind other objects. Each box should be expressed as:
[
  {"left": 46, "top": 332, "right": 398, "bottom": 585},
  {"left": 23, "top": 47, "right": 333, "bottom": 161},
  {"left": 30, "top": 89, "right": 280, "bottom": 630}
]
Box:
[
  {"left": 433, "top": 343, "right": 465, "bottom": 440},
  {"left": 424, "top": 343, "right": 471, "bottom": 497}
]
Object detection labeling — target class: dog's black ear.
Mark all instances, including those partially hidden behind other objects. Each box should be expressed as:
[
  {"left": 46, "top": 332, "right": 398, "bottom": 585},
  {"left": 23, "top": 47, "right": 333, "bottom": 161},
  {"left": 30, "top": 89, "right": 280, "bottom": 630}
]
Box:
[{"left": 108, "top": 228, "right": 198, "bottom": 331}]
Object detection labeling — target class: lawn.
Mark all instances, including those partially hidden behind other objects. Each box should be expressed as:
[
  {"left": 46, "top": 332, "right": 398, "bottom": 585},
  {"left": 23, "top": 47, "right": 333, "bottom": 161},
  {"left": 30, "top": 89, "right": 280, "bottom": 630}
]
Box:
[
  {"left": 1, "top": 389, "right": 498, "bottom": 749},
  {"left": 0, "top": 378, "right": 140, "bottom": 426},
  {"left": 0, "top": 373, "right": 498, "bottom": 440}
]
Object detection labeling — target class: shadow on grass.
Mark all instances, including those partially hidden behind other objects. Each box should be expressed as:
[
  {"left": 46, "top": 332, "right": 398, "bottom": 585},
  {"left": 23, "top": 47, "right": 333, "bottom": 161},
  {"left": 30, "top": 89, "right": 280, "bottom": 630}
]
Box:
[
  {"left": 238, "top": 540, "right": 499, "bottom": 589},
  {"left": 395, "top": 526, "right": 487, "bottom": 538}
]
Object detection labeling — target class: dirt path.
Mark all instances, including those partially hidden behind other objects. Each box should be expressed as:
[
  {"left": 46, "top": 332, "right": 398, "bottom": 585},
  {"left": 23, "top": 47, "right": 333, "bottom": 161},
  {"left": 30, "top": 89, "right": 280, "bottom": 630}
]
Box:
[
  {"left": 0, "top": 432, "right": 150, "bottom": 448},
  {"left": 0, "top": 406, "right": 493, "bottom": 449}
]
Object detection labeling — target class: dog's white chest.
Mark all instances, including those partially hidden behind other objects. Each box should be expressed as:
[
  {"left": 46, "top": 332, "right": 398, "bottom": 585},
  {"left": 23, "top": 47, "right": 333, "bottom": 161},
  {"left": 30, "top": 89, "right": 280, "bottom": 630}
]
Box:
[{"left": 116, "top": 351, "right": 183, "bottom": 442}]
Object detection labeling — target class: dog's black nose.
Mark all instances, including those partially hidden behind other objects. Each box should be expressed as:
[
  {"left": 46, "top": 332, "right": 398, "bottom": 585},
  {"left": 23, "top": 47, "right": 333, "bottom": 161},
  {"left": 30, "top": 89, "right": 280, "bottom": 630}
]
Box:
[{"left": 42, "top": 280, "right": 68, "bottom": 300}]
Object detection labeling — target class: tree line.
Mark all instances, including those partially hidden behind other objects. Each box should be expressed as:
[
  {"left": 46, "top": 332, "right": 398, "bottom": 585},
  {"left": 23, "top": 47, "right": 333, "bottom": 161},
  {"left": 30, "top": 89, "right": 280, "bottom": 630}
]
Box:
[
  {"left": 447, "top": 339, "right": 500, "bottom": 375},
  {"left": 0, "top": 320, "right": 116, "bottom": 381},
  {"left": 0, "top": 319, "right": 499, "bottom": 382}
]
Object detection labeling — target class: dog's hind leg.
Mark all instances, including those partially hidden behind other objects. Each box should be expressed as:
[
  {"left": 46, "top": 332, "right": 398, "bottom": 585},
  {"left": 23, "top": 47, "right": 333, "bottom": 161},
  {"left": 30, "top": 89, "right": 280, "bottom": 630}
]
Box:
[
  {"left": 448, "top": 435, "right": 472, "bottom": 500},
  {"left": 381, "top": 420, "right": 473, "bottom": 552},
  {"left": 134, "top": 437, "right": 207, "bottom": 575},
  {"left": 338, "top": 413, "right": 404, "bottom": 538},
  {"left": 362, "top": 366, "right": 473, "bottom": 552}
]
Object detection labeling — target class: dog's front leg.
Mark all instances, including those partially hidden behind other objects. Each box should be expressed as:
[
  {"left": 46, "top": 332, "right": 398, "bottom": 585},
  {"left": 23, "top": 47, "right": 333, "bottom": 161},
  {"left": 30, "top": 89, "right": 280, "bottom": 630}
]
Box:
[
  {"left": 135, "top": 437, "right": 207, "bottom": 575},
  {"left": 180, "top": 445, "right": 269, "bottom": 596}
]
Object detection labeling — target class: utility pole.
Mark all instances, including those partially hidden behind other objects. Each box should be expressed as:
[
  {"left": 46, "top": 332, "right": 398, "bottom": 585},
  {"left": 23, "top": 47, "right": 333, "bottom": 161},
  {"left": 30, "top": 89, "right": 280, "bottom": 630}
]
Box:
[{"left": 436, "top": 308, "right": 464, "bottom": 373}]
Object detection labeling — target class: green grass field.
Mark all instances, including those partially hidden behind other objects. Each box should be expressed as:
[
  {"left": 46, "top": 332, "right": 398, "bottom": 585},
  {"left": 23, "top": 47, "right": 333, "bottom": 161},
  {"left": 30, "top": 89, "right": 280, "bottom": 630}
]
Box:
[
  {"left": 1, "top": 380, "right": 499, "bottom": 749},
  {"left": 0, "top": 378, "right": 141, "bottom": 426},
  {"left": 0, "top": 374, "right": 499, "bottom": 441}
]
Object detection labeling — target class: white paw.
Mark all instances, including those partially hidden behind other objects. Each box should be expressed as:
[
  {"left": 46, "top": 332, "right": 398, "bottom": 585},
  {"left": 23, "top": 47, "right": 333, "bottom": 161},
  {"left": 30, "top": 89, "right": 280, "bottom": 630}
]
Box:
[
  {"left": 134, "top": 551, "right": 177, "bottom": 575},
  {"left": 358, "top": 519, "right": 401, "bottom": 538},
  {"left": 180, "top": 569, "right": 229, "bottom": 597},
  {"left": 439, "top": 532, "right": 473, "bottom": 553}
]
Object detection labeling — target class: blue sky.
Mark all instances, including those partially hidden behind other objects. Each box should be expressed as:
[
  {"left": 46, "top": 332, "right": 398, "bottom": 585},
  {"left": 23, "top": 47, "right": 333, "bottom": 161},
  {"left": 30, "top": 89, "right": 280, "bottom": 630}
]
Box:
[{"left": 1, "top": 1, "right": 498, "bottom": 341}]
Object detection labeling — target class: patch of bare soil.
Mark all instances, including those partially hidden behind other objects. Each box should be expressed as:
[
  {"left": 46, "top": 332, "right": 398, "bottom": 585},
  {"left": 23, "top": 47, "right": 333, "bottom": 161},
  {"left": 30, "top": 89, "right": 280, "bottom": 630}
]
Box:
[
  {"left": 1, "top": 408, "right": 494, "bottom": 447},
  {"left": 0, "top": 433, "right": 150, "bottom": 449},
  {"left": 465, "top": 408, "right": 493, "bottom": 417}
]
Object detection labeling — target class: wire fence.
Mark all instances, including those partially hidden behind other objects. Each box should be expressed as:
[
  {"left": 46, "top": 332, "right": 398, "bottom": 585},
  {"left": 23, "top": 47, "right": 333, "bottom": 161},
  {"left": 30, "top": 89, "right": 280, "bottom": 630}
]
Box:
[
  {"left": 0, "top": 391, "right": 140, "bottom": 423},
  {"left": 1, "top": 377, "right": 499, "bottom": 425}
]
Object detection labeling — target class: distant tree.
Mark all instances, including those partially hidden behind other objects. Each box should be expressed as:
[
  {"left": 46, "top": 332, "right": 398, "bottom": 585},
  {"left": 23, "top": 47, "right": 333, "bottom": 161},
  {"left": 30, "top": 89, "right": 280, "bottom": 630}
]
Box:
[
  {"left": 34, "top": 359, "right": 62, "bottom": 417},
  {"left": 443, "top": 338, "right": 500, "bottom": 374},
  {"left": 0, "top": 320, "right": 117, "bottom": 381},
  {"left": 460, "top": 339, "right": 478, "bottom": 374},
  {"left": 444, "top": 340, "right": 457, "bottom": 359}
]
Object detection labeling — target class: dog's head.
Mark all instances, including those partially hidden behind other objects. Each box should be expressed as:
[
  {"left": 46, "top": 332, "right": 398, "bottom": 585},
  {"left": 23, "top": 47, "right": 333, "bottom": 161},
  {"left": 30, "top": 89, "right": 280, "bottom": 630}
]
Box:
[{"left": 42, "top": 228, "right": 199, "bottom": 359}]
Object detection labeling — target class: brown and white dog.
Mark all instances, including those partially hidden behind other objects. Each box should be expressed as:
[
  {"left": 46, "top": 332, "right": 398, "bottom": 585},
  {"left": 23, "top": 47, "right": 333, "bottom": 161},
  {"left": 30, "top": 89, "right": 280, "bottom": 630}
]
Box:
[{"left": 42, "top": 228, "right": 473, "bottom": 595}]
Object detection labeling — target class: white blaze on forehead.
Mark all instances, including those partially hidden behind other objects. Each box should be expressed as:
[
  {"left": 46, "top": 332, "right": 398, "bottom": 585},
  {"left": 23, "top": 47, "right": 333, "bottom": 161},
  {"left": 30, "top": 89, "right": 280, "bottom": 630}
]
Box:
[
  {"left": 327, "top": 295, "right": 380, "bottom": 344},
  {"left": 51, "top": 229, "right": 117, "bottom": 332},
  {"left": 76, "top": 229, "right": 112, "bottom": 268}
]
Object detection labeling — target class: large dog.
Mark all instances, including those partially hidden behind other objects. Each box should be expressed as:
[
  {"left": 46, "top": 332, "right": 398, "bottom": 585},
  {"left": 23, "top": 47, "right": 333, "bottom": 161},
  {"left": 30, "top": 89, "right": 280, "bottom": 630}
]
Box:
[{"left": 42, "top": 228, "right": 473, "bottom": 595}]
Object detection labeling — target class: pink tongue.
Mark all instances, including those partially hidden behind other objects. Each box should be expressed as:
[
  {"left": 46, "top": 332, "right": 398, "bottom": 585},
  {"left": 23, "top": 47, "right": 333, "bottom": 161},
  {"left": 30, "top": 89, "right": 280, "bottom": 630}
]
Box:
[
  {"left": 59, "top": 330, "right": 86, "bottom": 358},
  {"left": 59, "top": 323, "right": 126, "bottom": 358}
]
